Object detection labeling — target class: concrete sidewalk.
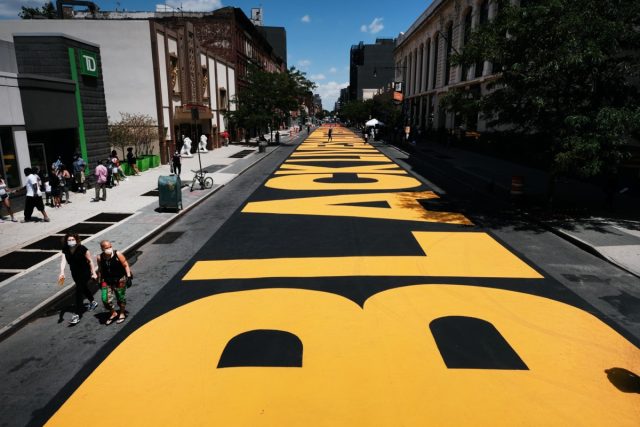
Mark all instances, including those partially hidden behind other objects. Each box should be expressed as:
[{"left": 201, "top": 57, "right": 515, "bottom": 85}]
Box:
[
  {"left": 379, "top": 139, "right": 640, "bottom": 278},
  {"left": 0, "top": 140, "right": 293, "bottom": 341}
]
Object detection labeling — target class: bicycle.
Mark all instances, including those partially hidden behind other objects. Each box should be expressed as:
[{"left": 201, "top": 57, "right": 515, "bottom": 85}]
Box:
[{"left": 190, "top": 169, "right": 214, "bottom": 192}]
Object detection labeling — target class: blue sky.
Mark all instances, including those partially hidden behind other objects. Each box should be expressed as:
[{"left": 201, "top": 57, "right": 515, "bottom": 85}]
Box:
[{"left": 1, "top": 0, "right": 433, "bottom": 109}]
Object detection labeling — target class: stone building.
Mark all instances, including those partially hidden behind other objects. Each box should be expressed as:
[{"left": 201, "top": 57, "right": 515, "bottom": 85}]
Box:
[{"left": 394, "top": 0, "right": 505, "bottom": 132}]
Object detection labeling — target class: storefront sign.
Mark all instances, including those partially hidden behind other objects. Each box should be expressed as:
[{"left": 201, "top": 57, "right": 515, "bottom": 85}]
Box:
[{"left": 79, "top": 50, "right": 98, "bottom": 77}]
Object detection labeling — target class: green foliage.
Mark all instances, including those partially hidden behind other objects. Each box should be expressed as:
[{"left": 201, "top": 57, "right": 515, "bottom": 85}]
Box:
[
  {"left": 226, "top": 66, "right": 316, "bottom": 136},
  {"left": 109, "top": 113, "right": 158, "bottom": 157},
  {"left": 19, "top": 1, "right": 57, "bottom": 19},
  {"left": 338, "top": 96, "right": 403, "bottom": 130},
  {"left": 447, "top": 0, "right": 640, "bottom": 178}
]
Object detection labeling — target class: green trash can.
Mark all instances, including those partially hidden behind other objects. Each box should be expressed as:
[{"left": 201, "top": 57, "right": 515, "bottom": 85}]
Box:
[{"left": 158, "top": 175, "right": 182, "bottom": 210}]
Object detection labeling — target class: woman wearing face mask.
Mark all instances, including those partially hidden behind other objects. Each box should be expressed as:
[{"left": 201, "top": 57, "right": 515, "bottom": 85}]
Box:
[
  {"left": 59, "top": 233, "right": 98, "bottom": 325},
  {"left": 96, "top": 240, "right": 132, "bottom": 325}
]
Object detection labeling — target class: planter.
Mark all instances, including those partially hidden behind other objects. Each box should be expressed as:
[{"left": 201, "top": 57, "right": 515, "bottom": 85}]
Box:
[
  {"left": 122, "top": 163, "right": 134, "bottom": 176},
  {"left": 149, "top": 154, "right": 160, "bottom": 168},
  {"left": 137, "top": 156, "right": 150, "bottom": 172}
]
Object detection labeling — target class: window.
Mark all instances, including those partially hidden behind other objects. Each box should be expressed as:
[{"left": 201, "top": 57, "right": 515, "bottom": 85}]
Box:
[
  {"left": 444, "top": 22, "right": 453, "bottom": 85},
  {"left": 462, "top": 9, "right": 473, "bottom": 81},
  {"left": 432, "top": 33, "right": 439, "bottom": 88}
]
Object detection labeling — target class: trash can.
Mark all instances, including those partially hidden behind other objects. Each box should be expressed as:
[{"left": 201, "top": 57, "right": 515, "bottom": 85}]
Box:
[
  {"left": 258, "top": 141, "right": 267, "bottom": 153},
  {"left": 158, "top": 175, "right": 182, "bottom": 210}
]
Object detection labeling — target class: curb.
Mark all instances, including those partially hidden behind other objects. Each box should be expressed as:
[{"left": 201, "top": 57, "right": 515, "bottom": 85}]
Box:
[{"left": 0, "top": 145, "right": 283, "bottom": 342}]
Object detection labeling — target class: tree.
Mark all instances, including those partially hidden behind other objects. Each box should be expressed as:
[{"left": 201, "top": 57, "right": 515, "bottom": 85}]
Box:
[
  {"left": 445, "top": 0, "right": 640, "bottom": 201},
  {"left": 226, "top": 66, "right": 316, "bottom": 140},
  {"left": 19, "top": 2, "right": 57, "bottom": 19},
  {"left": 108, "top": 113, "right": 158, "bottom": 158}
]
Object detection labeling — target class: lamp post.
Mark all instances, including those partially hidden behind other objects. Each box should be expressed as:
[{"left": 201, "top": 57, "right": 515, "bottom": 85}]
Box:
[{"left": 191, "top": 107, "right": 203, "bottom": 175}]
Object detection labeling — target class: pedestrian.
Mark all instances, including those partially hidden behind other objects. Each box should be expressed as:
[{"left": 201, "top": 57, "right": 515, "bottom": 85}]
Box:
[
  {"left": 44, "top": 173, "right": 53, "bottom": 207},
  {"left": 50, "top": 166, "right": 61, "bottom": 208},
  {"left": 59, "top": 233, "right": 99, "bottom": 325},
  {"left": 93, "top": 160, "right": 107, "bottom": 202},
  {"left": 96, "top": 240, "right": 133, "bottom": 325},
  {"left": 126, "top": 147, "right": 141, "bottom": 176},
  {"left": 72, "top": 153, "right": 86, "bottom": 193},
  {"left": 275, "top": 130, "right": 280, "bottom": 144},
  {"left": 172, "top": 150, "right": 181, "bottom": 176},
  {"left": 307, "top": 124, "right": 311, "bottom": 134},
  {"left": 327, "top": 127, "right": 333, "bottom": 142},
  {"left": 369, "top": 127, "right": 375, "bottom": 143},
  {"left": 0, "top": 175, "right": 17, "bottom": 222},
  {"left": 111, "top": 150, "right": 126, "bottom": 182},
  {"left": 23, "top": 167, "right": 50, "bottom": 222},
  {"left": 221, "top": 130, "right": 229, "bottom": 146},
  {"left": 51, "top": 155, "right": 62, "bottom": 172},
  {"left": 60, "top": 165, "right": 71, "bottom": 203}
]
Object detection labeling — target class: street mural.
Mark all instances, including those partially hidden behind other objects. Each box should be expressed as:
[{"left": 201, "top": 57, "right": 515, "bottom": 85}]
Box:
[{"left": 47, "top": 127, "right": 640, "bottom": 426}]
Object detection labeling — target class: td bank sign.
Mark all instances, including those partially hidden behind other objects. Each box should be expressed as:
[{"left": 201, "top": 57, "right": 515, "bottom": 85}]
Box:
[{"left": 79, "top": 50, "right": 99, "bottom": 77}]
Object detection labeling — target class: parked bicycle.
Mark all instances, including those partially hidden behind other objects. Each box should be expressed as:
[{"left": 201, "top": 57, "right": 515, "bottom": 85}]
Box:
[{"left": 190, "top": 169, "right": 213, "bottom": 192}]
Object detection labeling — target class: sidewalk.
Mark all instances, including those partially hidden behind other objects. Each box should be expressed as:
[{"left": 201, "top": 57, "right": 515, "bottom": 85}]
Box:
[
  {"left": 0, "top": 140, "right": 290, "bottom": 340},
  {"left": 379, "top": 139, "right": 640, "bottom": 278}
]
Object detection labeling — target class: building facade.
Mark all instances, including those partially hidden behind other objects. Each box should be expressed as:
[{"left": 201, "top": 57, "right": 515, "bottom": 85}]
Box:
[
  {"left": 349, "top": 39, "right": 395, "bottom": 101},
  {"left": 394, "top": 0, "right": 505, "bottom": 132},
  {"left": 0, "top": 19, "right": 235, "bottom": 164},
  {"left": 0, "top": 34, "right": 109, "bottom": 187}
]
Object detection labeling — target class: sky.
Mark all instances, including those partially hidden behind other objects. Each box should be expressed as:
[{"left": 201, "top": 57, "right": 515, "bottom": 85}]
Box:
[{"left": 1, "top": 0, "right": 433, "bottom": 110}]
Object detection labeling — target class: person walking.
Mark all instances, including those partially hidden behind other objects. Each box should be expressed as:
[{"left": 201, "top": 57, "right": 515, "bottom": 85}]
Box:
[
  {"left": 327, "top": 127, "right": 333, "bottom": 142},
  {"left": 50, "top": 166, "right": 61, "bottom": 208},
  {"left": 172, "top": 150, "right": 182, "bottom": 176},
  {"left": 96, "top": 240, "right": 132, "bottom": 325},
  {"left": 23, "top": 167, "right": 50, "bottom": 222},
  {"left": 72, "top": 153, "right": 86, "bottom": 193},
  {"left": 126, "top": 147, "right": 141, "bottom": 176},
  {"left": 59, "top": 233, "right": 98, "bottom": 325},
  {"left": 93, "top": 160, "right": 108, "bottom": 202},
  {"left": 0, "top": 175, "right": 17, "bottom": 222},
  {"left": 59, "top": 165, "right": 71, "bottom": 204}
]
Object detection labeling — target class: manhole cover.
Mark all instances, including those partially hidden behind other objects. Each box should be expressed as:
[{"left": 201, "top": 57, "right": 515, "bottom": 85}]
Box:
[
  {"left": 85, "top": 213, "right": 133, "bottom": 222},
  {"left": 0, "top": 251, "right": 57, "bottom": 270}
]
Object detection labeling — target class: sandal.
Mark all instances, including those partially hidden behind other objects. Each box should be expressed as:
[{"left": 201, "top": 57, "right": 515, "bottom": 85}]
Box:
[
  {"left": 116, "top": 314, "right": 126, "bottom": 324},
  {"left": 106, "top": 313, "right": 118, "bottom": 325}
]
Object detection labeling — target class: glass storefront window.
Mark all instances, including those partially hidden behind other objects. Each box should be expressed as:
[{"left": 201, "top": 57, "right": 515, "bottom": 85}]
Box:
[{"left": 0, "top": 128, "right": 20, "bottom": 188}]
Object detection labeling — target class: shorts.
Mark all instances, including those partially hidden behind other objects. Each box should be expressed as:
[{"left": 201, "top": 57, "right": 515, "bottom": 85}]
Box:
[{"left": 0, "top": 193, "right": 7, "bottom": 201}]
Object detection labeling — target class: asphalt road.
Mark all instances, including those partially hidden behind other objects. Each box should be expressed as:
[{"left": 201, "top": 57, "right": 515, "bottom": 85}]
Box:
[{"left": 1, "top": 127, "right": 639, "bottom": 426}]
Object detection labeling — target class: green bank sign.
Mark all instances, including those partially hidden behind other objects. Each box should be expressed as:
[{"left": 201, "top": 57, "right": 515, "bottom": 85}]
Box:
[{"left": 79, "top": 50, "right": 98, "bottom": 77}]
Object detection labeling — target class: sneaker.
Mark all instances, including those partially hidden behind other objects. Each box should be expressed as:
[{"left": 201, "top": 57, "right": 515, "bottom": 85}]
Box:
[
  {"left": 44, "top": 218, "right": 50, "bottom": 222},
  {"left": 88, "top": 300, "right": 98, "bottom": 311},
  {"left": 69, "top": 314, "right": 80, "bottom": 325},
  {"left": 10, "top": 217, "right": 17, "bottom": 222}
]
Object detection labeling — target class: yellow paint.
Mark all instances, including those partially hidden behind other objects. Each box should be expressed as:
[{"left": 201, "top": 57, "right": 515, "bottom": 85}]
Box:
[
  {"left": 182, "top": 232, "right": 541, "bottom": 280},
  {"left": 286, "top": 157, "right": 392, "bottom": 163},
  {"left": 275, "top": 163, "right": 406, "bottom": 175},
  {"left": 243, "top": 191, "right": 473, "bottom": 225},
  {"left": 265, "top": 173, "right": 422, "bottom": 191},
  {"left": 291, "top": 151, "right": 385, "bottom": 157},
  {"left": 47, "top": 285, "right": 640, "bottom": 426}
]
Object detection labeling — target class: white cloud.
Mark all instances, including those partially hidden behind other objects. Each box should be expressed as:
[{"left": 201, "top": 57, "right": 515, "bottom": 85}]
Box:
[
  {"left": 316, "top": 81, "right": 349, "bottom": 111},
  {"left": 301, "top": 14, "right": 311, "bottom": 23},
  {"left": 297, "top": 59, "right": 311, "bottom": 68},
  {"left": 166, "top": 0, "right": 222, "bottom": 12},
  {"left": 361, "top": 17, "right": 384, "bottom": 34},
  {"left": 329, "top": 67, "right": 338, "bottom": 74},
  {"left": 310, "top": 74, "right": 326, "bottom": 81}
]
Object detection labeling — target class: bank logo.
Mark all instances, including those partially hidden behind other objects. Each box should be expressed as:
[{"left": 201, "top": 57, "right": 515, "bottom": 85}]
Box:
[{"left": 79, "top": 50, "right": 98, "bottom": 77}]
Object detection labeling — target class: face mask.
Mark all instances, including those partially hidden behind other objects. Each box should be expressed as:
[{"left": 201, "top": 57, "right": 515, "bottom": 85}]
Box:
[
  {"left": 67, "top": 240, "right": 76, "bottom": 247},
  {"left": 103, "top": 248, "right": 113, "bottom": 256}
]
